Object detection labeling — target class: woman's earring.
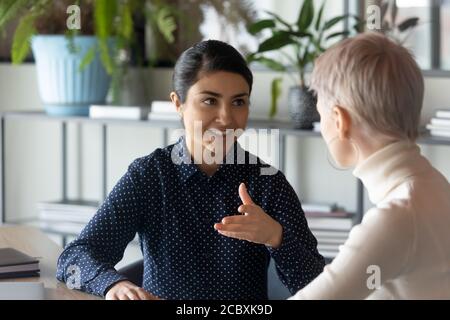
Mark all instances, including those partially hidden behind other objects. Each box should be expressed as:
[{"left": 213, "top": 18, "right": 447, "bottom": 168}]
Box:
[{"left": 325, "top": 136, "right": 360, "bottom": 171}]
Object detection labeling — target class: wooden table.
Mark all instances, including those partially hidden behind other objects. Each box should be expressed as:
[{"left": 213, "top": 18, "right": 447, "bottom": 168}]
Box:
[{"left": 0, "top": 225, "right": 100, "bottom": 300}]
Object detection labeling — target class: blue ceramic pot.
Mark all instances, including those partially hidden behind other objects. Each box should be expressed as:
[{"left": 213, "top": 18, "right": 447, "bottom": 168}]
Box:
[{"left": 31, "top": 35, "right": 111, "bottom": 116}]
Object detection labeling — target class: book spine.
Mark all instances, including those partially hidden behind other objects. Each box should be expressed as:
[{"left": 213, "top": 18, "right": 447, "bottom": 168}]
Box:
[{"left": 436, "top": 110, "right": 450, "bottom": 119}]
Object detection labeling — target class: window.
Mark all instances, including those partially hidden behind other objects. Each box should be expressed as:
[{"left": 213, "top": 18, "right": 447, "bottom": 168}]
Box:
[
  {"left": 199, "top": 0, "right": 450, "bottom": 74},
  {"left": 395, "top": 0, "right": 433, "bottom": 69}
]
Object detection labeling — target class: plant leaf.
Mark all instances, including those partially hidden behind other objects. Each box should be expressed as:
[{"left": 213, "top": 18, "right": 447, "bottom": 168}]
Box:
[
  {"left": 297, "top": 0, "right": 314, "bottom": 32},
  {"left": 322, "top": 15, "right": 347, "bottom": 31},
  {"left": 120, "top": 1, "right": 134, "bottom": 41},
  {"left": 397, "top": 17, "right": 419, "bottom": 32},
  {"left": 78, "top": 45, "right": 97, "bottom": 72},
  {"left": 325, "top": 30, "right": 350, "bottom": 41},
  {"left": 11, "top": 13, "right": 36, "bottom": 64},
  {"left": 94, "top": 0, "right": 117, "bottom": 38},
  {"left": 315, "top": 1, "right": 325, "bottom": 31},
  {"left": 300, "top": 47, "right": 310, "bottom": 68},
  {"left": 94, "top": 0, "right": 117, "bottom": 74},
  {"left": 249, "top": 56, "right": 286, "bottom": 72},
  {"left": 286, "top": 31, "right": 313, "bottom": 38},
  {"left": 156, "top": 5, "right": 177, "bottom": 44},
  {"left": 99, "top": 39, "right": 114, "bottom": 74},
  {"left": 246, "top": 53, "right": 256, "bottom": 63},
  {"left": 248, "top": 19, "right": 275, "bottom": 35},
  {"left": 270, "top": 77, "right": 282, "bottom": 119},
  {"left": 258, "top": 32, "right": 296, "bottom": 53},
  {"left": 264, "top": 10, "right": 292, "bottom": 31},
  {"left": 0, "top": 0, "right": 30, "bottom": 31}
]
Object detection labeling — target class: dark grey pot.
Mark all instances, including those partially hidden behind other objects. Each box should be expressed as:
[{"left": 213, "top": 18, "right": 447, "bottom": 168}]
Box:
[{"left": 288, "top": 86, "right": 319, "bottom": 129}]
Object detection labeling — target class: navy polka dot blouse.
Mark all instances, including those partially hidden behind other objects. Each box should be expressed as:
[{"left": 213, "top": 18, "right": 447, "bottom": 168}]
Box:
[{"left": 56, "top": 137, "right": 324, "bottom": 299}]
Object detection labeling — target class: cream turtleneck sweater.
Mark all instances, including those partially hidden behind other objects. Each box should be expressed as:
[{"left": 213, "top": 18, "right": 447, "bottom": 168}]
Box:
[{"left": 290, "top": 140, "right": 450, "bottom": 299}]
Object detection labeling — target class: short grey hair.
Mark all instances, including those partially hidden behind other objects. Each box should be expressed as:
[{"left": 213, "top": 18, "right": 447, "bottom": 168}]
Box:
[{"left": 311, "top": 32, "right": 424, "bottom": 141}]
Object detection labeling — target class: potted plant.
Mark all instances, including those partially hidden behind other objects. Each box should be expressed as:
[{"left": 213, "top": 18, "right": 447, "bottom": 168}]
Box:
[
  {"left": 0, "top": 0, "right": 177, "bottom": 116},
  {"left": 247, "top": 0, "right": 360, "bottom": 129}
]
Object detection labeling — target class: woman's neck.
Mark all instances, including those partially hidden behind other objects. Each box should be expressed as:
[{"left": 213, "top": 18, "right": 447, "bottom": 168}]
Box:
[
  {"left": 354, "top": 131, "right": 400, "bottom": 168},
  {"left": 185, "top": 137, "right": 220, "bottom": 177}
]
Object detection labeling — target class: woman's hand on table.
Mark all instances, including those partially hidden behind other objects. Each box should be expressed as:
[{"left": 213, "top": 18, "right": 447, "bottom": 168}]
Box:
[{"left": 105, "top": 280, "right": 160, "bottom": 300}]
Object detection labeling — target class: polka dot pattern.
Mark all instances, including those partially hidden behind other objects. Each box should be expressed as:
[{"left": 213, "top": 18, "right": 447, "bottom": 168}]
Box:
[{"left": 56, "top": 137, "right": 325, "bottom": 299}]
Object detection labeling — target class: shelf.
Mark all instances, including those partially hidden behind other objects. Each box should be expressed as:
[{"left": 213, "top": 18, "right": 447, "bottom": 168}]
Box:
[
  {"left": 0, "top": 110, "right": 182, "bottom": 128},
  {"left": 0, "top": 110, "right": 288, "bottom": 128},
  {"left": 0, "top": 110, "right": 320, "bottom": 135},
  {"left": 2, "top": 111, "right": 450, "bottom": 145},
  {"left": 418, "top": 132, "right": 450, "bottom": 146}
]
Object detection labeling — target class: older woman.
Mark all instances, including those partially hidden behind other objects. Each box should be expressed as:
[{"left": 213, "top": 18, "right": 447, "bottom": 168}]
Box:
[{"left": 288, "top": 32, "right": 450, "bottom": 299}]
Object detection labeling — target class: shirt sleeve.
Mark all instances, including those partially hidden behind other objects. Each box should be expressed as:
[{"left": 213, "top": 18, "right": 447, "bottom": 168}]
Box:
[
  {"left": 56, "top": 158, "right": 150, "bottom": 297},
  {"left": 264, "top": 172, "right": 326, "bottom": 294},
  {"left": 289, "top": 202, "right": 415, "bottom": 300}
]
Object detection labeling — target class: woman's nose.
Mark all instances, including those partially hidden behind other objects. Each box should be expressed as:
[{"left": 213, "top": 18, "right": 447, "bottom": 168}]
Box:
[{"left": 216, "top": 105, "right": 233, "bottom": 126}]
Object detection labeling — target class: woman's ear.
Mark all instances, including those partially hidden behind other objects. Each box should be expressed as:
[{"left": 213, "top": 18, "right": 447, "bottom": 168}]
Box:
[
  {"left": 170, "top": 92, "right": 183, "bottom": 115},
  {"left": 332, "top": 106, "right": 351, "bottom": 140}
]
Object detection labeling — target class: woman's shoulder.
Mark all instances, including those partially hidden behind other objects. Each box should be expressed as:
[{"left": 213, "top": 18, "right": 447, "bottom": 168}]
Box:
[
  {"left": 128, "top": 145, "right": 176, "bottom": 175},
  {"left": 242, "top": 152, "right": 285, "bottom": 181},
  {"left": 242, "top": 151, "right": 292, "bottom": 191},
  {"left": 363, "top": 200, "right": 415, "bottom": 237}
]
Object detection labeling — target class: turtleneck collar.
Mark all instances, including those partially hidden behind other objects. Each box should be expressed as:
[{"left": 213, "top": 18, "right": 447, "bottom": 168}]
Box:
[{"left": 353, "top": 140, "right": 429, "bottom": 204}]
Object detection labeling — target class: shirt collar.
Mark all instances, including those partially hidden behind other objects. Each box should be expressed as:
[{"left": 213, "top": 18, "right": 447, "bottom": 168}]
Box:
[
  {"left": 172, "top": 136, "right": 244, "bottom": 183},
  {"left": 171, "top": 136, "right": 198, "bottom": 183},
  {"left": 352, "top": 140, "right": 428, "bottom": 204}
]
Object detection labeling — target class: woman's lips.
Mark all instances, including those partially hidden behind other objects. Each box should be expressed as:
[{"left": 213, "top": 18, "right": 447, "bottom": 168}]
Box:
[{"left": 203, "top": 128, "right": 236, "bottom": 153}]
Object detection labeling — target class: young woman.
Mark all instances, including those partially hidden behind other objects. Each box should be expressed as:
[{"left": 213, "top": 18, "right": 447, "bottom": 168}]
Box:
[
  {"left": 287, "top": 33, "right": 450, "bottom": 299},
  {"left": 56, "top": 40, "right": 324, "bottom": 300}
]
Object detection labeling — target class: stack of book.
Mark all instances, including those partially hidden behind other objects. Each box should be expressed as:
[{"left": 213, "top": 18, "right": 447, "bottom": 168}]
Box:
[
  {"left": 426, "top": 109, "right": 450, "bottom": 138},
  {"left": 0, "top": 248, "right": 40, "bottom": 279},
  {"left": 148, "top": 101, "right": 179, "bottom": 121},
  {"left": 303, "top": 203, "right": 354, "bottom": 259},
  {"left": 37, "top": 200, "right": 99, "bottom": 235}
]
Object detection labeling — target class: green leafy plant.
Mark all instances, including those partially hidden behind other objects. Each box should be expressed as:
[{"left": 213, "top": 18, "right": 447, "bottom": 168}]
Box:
[
  {"left": 376, "top": 0, "right": 420, "bottom": 45},
  {"left": 247, "top": 0, "right": 361, "bottom": 118},
  {"left": 0, "top": 0, "right": 177, "bottom": 103}
]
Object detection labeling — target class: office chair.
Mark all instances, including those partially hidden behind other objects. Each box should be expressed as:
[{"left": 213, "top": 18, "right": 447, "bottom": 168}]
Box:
[{"left": 117, "top": 258, "right": 292, "bottom": 300}]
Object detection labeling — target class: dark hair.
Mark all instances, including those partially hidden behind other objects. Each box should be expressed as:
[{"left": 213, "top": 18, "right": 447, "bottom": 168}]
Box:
[{"left": 172, "top": 40, "right": 253, "bottom": 103}]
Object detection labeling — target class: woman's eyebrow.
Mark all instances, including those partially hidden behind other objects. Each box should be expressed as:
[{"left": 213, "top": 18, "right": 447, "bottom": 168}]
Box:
[
  {"left": 198, "top": 91, "right": 222, "bottom": 97},
  {"left": 231, "top": 93, "right": 249, "bottom": 98},
  {"left": 197, "top": 91, "right": 249, "bottom": 99}
]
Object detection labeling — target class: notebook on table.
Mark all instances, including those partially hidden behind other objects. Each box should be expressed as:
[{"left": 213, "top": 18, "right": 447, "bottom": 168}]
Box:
[{"left": 0, "top": 248, "right": 40, "bottom": 279}]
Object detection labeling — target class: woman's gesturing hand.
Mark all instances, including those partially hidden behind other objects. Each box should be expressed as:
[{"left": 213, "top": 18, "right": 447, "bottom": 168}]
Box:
[
  {"left": 105, "top": 280, "right": 160, "bottom": 300},
  {"left": 214, "top": 183, "right": 283, "bottom": 248}
]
